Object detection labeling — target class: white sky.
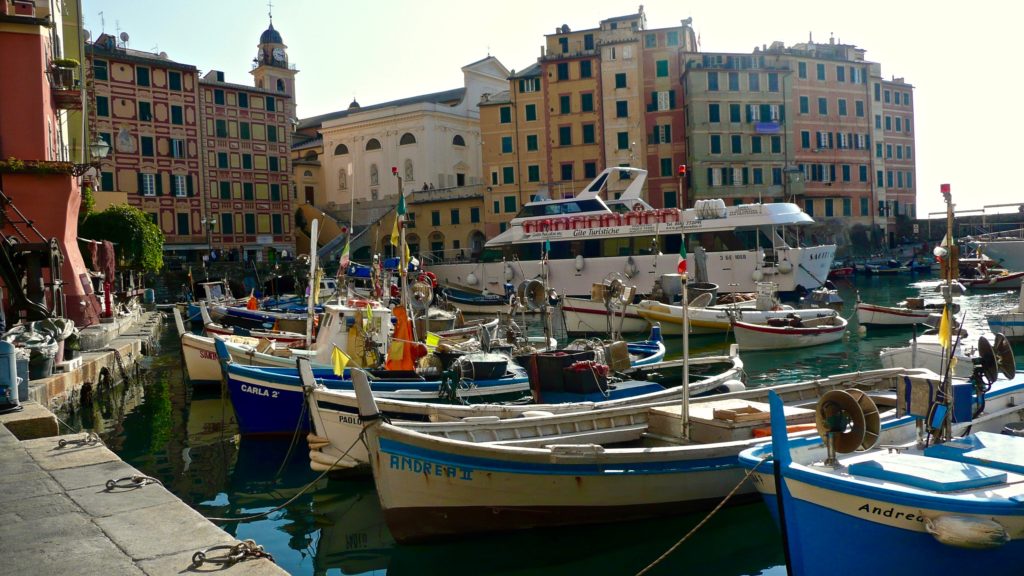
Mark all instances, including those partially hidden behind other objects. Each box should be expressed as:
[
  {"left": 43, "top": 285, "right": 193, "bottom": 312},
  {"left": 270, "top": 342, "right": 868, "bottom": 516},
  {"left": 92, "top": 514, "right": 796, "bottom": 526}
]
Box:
[{"left": 82, "top": 0, "right": 1024, "bottom": 218}]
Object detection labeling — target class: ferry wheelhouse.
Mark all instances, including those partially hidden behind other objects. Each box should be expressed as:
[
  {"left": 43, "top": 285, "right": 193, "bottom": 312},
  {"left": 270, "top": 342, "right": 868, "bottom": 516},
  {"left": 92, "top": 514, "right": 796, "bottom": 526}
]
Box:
[{"left": 427, "top": 167, "right": 835, "bottom": 297}]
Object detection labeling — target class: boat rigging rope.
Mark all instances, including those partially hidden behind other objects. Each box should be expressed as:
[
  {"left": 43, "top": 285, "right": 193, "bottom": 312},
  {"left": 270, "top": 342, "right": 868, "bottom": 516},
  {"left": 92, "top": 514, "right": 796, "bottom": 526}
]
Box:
[
  {"left": 635, "top": 455, "right": 770, "bottom": 576},
  {"left": 272, "top": 385, "right": 313, "bottom": 481},
  {"left": 191, "top": 539, "right": 275, "bottom": 568},
  {"left": 204, "top": 430, "right": 366, "bottom": 523}
]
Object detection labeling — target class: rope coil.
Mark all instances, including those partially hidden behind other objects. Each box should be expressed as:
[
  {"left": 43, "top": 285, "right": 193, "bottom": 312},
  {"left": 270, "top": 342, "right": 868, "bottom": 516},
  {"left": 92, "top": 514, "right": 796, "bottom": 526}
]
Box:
[
  {"left": 191, "top": 539, "right": 274, "bottom": 568},
  {"left": 105, "top": 475, "right": 163, "bottom": 491}
]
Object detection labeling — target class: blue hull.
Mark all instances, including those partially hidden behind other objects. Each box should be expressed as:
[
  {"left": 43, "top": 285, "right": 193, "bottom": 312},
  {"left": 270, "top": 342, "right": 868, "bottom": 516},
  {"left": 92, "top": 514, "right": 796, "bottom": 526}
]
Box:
[
  {"left": 228, "top": 377, "right": 308, "bottom": 436},
  {"left": 776, "top": 487, "right": 1024, "bottom": 576}
]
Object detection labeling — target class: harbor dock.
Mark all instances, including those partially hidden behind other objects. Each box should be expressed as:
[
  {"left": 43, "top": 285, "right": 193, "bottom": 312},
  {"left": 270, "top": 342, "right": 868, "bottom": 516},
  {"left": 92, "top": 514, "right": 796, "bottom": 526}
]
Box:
[{"left": 0, "top": 407, "right": 285, "bottom": 575}]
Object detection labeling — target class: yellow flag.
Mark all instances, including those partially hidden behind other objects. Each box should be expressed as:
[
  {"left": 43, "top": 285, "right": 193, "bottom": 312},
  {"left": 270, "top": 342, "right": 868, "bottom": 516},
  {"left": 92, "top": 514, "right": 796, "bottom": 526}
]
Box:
[
  {"left": 331, "top": 345, "right": 351, "bottom": 376},
  {"left": 425, "top": 331, "right": 441, "bottom": 351},
  {"left": 938, "top": 305, "right": 952, "bottom": 351},
  {"left": 390, "top": 215, "right": 400, "bottom": 248}
]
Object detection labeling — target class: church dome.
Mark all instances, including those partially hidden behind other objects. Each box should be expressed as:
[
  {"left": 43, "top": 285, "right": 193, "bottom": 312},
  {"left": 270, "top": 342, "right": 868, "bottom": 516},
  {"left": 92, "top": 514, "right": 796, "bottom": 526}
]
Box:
[
  {"left": 348, "top": 99, "right": 361, "bottom": 109},
  {"left": 260, "top": 22, "right": 283, "bottom": 44}
]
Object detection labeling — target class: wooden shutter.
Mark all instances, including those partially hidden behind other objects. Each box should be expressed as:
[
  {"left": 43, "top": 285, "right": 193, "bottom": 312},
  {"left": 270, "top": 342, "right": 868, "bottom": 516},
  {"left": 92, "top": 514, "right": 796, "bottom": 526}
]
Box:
[
  {"left": 187, "top": 174, "right": 194, "bottom": 196},
  {"left": 155, "top": 172, "right": 163, "bottom": 196},
  {"left": 137, "top": 172, "right": 144, "bottom": 196}
]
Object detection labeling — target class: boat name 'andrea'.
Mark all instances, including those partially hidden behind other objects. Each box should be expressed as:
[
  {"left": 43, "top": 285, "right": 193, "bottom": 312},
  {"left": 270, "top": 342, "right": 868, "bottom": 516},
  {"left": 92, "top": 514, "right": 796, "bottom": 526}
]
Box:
[
  {"left": 240, "top": 384, "right": 279, "bottom": 398},
  {"left": 389, "top": 454, "right": 474, "bottom": 480},
  {"left": 857, "top": 502, "right": 925, "bottom": 523}
]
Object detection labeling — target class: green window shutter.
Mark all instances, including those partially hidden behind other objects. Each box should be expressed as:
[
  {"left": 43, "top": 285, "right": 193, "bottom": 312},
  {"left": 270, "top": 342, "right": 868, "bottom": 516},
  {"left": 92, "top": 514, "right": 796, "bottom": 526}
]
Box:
[
  {"left": 186, "top": 174, "right": 194, "bottom": 196},
  {"left": 668, "top": 90, "right": 676, "bottom": 109},
  {"left": 154, "top": 173, "right": 163, "bottom": 196},
  {"left": 137, "top": 172, "right": 144, "bottom": 196}
]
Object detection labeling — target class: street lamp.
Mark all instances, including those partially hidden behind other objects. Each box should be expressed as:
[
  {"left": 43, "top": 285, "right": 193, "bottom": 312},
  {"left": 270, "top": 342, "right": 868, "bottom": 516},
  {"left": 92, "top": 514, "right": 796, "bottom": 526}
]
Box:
[{"left": 71, "top": 136, "right": 111, "bottom": 177}]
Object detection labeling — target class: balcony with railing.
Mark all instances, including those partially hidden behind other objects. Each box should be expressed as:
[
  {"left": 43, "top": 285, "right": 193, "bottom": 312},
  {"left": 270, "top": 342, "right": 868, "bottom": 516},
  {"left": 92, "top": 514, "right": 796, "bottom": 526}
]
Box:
[
  {"left": 408, "top": 183, "right": 484, "bottom": 205},
  {"left": 49, "top": 63, "right": 83, "bottom": 109}
]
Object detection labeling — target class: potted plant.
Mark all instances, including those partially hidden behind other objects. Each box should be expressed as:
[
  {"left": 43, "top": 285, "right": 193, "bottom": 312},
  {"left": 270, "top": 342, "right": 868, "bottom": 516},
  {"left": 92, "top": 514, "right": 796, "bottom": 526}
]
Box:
[{"left": 51, "top": 58, "right": 78, "bottom": 90}]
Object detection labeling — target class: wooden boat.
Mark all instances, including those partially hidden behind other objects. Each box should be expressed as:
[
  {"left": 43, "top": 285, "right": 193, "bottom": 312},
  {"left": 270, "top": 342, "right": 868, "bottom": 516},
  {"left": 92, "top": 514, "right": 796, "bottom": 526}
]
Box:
[
  {"left": 636, "top": 299, "right": 835, "bottom": 335},
  {"left": 959, "top": 269, "right": 1024, "bottom": 290},
  {"left": 732, "top": 314, "right": 847, "bottom": 350},
  {"left": 439, "top": 287, "right": 511, "bottom": 315},
  {"left": 209, "top": 304, "right": 309, "bottom": 331},
  {"left": 988, "top": 285, "right": 1024, "bottom": 339},
  {"left": 855, "top": 298, "right": 956, "bottom": 327},
  {"left": 303, "top": 344, "right": 745, "bottom": 471},
  {"left": 184, "top": 280, "right": 245, "bottom": 325},
  {"left": 827, "top": 266, "right": 855, "bottom": 279},
  {"left": 862, "top": 260, "right": 909, "bottom": 275},
  {"left": 199, "top": 303, "right": 306, "bottom": 345},
  {"left": 349, "top": 366, "right": 946, "bottom": 542},
  {"left": 560, "top": 296, "right": 647, "bottom": 335},
  {"left": 740, "top": 349, "right": 1024, "bottom": 576}
]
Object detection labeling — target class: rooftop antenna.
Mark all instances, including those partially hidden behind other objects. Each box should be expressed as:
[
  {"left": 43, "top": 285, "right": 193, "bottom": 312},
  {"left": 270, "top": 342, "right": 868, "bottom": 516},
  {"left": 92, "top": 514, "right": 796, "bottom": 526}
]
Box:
[
  {"left": 98, "top": 11, "right": 105, "bottom": 34},
  {"left": 267, "top": 0, "right": 273, "bottom": 21}
]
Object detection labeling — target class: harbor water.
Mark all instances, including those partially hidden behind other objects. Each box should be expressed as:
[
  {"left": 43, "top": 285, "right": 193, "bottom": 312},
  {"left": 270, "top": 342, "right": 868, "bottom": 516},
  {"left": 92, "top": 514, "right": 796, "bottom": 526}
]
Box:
[{"left": 66, "top": 275, "right": 1024, "bottom": 575}]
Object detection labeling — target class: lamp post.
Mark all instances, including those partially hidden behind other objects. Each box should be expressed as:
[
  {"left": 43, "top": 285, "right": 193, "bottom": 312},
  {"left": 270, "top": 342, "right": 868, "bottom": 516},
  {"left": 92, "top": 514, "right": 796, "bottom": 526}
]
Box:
[{"left": 677, "top": 164, "right": 687, "bottom": 208}]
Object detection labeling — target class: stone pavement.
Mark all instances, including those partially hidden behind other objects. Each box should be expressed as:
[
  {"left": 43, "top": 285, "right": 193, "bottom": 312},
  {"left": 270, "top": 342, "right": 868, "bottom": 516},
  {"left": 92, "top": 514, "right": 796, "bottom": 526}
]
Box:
[{"left": 0, "top": 424, "right": 285, "bottom": 575}]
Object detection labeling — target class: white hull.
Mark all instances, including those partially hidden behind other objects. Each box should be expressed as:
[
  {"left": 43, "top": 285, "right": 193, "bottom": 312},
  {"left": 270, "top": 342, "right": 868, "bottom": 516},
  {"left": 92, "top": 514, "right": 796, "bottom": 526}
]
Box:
[
  {"left": 732, "top": 317, "right": 847, "bottom": 350},
  {"left": 855, "top": 303, "right": 932, "bottom": 326},
  {"left": 306, "top": 348, "right": 745, "bottom": 472},
  {"left": 973, "top": 239, "right": 1024, "bottom": 271},
  {"left": 181, "top": 332, "right": 303, "bottom": 383},
  {"left": 636, "top": 301, "right": 836, "bottom": 335},
  {"left": 989, "top": 312, "right": 1024, "bottom": 339},
  {"left": 430, "top": 246, "right": 834, "bottom": 298},
  {"left": 878, "top": 338, "right": 974, "bottom": 378},
  {"left": 559, "top": 297, "right": 648, "bottom": 334}
]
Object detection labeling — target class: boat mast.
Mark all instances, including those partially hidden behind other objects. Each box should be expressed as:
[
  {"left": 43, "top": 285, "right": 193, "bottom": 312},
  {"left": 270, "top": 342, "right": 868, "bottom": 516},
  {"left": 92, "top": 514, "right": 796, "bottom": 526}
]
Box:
[
  {"left": 306, "top": 218, "right": 319, "bottom": 349},
  {"left": 938, "top": 183, "right": 954, "bottom": 441},
  {"left": 681, "top": 233, "right": 690, "bottom": 441}
]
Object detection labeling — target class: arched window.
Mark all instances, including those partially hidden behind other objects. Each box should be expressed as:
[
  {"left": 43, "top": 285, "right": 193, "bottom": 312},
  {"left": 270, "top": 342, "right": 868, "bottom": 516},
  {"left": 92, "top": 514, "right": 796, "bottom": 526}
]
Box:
[
  {"left": 303, "top": 170, "right": 313, "bottom": 177},
  {"left": 365, "top": 138, "right": 382, "bottom": 151},
  {"left": 400, "top": 132, "right": 416, "bottom": 145},
  {"left": 452, "top": 135, "right": 466, "bottom": 146},
  {"left": 333, "top": 143, "right": 349, "bottom": 155}
]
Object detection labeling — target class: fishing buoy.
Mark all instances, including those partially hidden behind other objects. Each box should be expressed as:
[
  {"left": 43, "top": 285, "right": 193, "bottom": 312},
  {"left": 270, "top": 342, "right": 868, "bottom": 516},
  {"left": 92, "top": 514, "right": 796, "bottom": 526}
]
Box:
[
  {"left": 466, "top": 272, "right": 478, "bottom": 286},
  {"left": 857, "top": 325, "right": 867, "bottom": 335}
]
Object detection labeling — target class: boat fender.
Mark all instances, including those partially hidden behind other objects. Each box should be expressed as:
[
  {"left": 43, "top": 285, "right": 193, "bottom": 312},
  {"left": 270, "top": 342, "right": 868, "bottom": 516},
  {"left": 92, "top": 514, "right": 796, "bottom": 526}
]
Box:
[
  {"left": 575, "top": 254, "right": 584, "bottom": 272},
  {"left": 719, "top": 379, "right": 746, "bottom": 393},
  {"left": 924, "top": 515, "right": 1009, "bottom": 549},
  {"left": 625, "top": 256, "right": 639, "bottom": 279},
  {"left": 521, "top": 410, "right": 555, "bottom": 418},
  {"left": 778, "top": 260, "right": 793, "bottom": 274},
  {"left": 504, "top": 263, "right": 515, "bottom": 282},
  {"left": 752, "top": 269, "right": 764, "bottom": 281},
  {"left": 466, "top": 272, "right": 478, "bottom": 286}
]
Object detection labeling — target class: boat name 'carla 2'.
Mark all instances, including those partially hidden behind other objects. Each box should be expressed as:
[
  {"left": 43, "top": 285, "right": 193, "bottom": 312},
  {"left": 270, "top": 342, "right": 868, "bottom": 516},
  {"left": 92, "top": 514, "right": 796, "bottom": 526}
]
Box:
[{"left": 425, "top": 167, "right": 835, "bottom": 297}]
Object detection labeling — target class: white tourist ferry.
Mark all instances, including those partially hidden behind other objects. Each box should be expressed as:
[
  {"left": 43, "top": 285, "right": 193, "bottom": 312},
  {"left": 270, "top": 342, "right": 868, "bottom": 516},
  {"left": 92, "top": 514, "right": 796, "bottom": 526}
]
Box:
[{"left": 428, "top": 167, "right": 835, "bottom": 297}]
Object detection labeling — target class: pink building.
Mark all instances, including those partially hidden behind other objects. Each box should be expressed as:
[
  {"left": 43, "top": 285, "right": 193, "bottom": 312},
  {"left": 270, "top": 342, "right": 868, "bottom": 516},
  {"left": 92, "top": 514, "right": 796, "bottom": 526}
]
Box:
[{"left": 0, "top": 1, "right": 101, "bottom": 326}]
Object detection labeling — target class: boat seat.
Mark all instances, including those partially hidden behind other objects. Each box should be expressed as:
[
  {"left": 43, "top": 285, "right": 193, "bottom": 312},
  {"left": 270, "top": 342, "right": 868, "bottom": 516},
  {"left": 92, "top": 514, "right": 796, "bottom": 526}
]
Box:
[
  {"left": 923, "top": 432, "right": 1024, "bottom": 475},
  {"left": 848, "top": 453, "right": 1006, "bottom": 492}
]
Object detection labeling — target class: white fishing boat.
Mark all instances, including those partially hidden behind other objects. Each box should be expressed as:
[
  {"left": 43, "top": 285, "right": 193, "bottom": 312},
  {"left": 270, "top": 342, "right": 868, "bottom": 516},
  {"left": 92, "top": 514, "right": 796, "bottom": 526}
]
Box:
[
  {"left": 199, "top": 303, "right": 307, "bottom": 345},
  {"left": 424, "top": 167, "right": 835, "bottom": 297},
  {"left": 349, "top": 366, "right": 948, "bottom": 542},
  {"left": 959, "top": 269, "right": 1024, "bottom": 290},
  {"left": 732, "top": 314, "right": 847, "bottom": 350},
  {"left": 855, "top": 298, "right": 953, "bottom": 327},
  {"left": 988, "top": 284, "right": 1024, "bottom": 339}
]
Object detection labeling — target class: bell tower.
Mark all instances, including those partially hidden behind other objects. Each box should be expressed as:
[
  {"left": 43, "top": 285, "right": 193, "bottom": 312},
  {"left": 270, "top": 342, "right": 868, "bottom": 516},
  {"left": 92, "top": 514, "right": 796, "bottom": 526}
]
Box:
[{"left": 251, "top": 5, "right": 297, "bottom": 118}]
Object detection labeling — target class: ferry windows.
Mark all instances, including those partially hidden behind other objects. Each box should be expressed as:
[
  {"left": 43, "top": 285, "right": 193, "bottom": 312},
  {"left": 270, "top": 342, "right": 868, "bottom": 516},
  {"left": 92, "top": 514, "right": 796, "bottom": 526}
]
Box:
[
  {"left": 708, "top": 104, "right": 720, "bottom": 123},
  {"left": 525, "top": 104, "right": 537, "bottom": 121},
  {"left": 499, "top": 107, "right": 511, "bottom": 124},
  {"left": 527, "top": 165, "right": 540, "bottom": 182},
  {"left": 710, "top": 135, "right": 721, "bottom": 154},
  {"left": 503, "top": 196, "right": 516, "bottom": 213},
  {"left": 526, "top": 135, "right": 539, "bottom": 151}
]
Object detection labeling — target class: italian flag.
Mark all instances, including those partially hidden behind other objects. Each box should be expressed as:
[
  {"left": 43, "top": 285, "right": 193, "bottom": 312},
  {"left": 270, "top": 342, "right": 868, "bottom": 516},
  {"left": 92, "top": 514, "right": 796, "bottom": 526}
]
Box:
[{"left": 677, "top": 234, "right": 688, "bottom": 275}]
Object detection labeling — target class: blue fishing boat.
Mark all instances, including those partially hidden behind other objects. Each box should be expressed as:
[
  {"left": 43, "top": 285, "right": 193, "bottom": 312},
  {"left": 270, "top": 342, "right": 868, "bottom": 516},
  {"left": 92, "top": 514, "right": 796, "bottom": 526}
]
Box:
[
  {"left": 440, "top": 286, "right": 509, "bottom": 314},
  {"left": 216, "top": 339, "right": 530, "bottom": 436},
  {"left": 739, "top": 333, "right": 1023, "bottom": 576}
]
